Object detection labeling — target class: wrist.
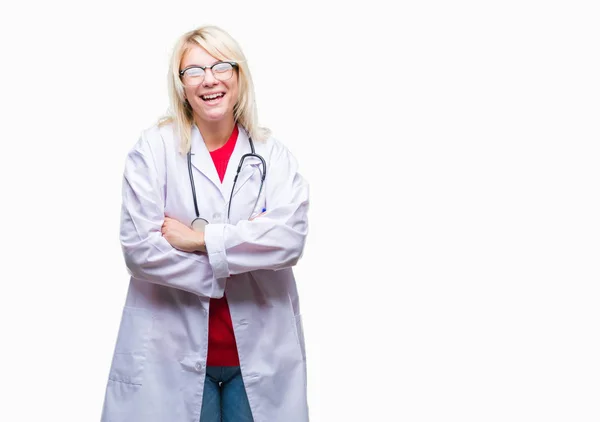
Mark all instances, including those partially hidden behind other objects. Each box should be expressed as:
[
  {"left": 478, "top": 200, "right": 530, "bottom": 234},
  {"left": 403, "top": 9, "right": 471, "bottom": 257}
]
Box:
[{"left": 193, "top": 231, "right": 207, "bottom": 252}]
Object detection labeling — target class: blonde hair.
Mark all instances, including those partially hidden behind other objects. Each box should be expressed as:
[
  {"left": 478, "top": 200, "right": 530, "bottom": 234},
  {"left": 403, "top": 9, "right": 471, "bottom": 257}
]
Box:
[{"left": 159, "top": 25, "right": 270, "bottom": 153}]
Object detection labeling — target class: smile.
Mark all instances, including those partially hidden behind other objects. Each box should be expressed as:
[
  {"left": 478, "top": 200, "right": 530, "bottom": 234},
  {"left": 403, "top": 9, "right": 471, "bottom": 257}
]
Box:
[{"left": 201, "top": 92, "right": 225, "bottom": 102}]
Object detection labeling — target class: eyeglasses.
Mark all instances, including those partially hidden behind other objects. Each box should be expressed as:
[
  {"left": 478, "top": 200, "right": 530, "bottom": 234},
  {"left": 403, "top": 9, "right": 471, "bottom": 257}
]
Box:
[{"left": 179, "top": 61, "right": 238, "bottom": 86}]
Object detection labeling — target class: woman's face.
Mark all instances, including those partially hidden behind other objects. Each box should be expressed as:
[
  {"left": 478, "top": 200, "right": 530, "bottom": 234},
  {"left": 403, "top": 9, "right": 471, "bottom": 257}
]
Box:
[{"left": 180, "top": 44, "right": 239, "bottom": 125}]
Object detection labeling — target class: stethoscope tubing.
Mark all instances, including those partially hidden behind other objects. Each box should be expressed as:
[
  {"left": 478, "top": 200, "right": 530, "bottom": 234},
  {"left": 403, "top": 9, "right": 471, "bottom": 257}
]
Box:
[{"left": 188, "top": 136, "right": 267, "bottom": 225}]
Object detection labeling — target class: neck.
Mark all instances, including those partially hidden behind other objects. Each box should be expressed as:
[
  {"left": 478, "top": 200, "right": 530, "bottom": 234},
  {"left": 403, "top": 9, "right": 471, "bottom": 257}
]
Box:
[{"left": 195, "top": 116, "right": 236, "bottom": 152}]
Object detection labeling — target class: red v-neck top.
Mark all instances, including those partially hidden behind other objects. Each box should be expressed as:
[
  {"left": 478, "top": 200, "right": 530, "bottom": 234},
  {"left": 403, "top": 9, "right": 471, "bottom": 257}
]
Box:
[
  {"left": 208, "top": 125, "right": 239, "bottom": 179},
  {"left": 206, "top": 125, "right": 240, "bottom": 367}
]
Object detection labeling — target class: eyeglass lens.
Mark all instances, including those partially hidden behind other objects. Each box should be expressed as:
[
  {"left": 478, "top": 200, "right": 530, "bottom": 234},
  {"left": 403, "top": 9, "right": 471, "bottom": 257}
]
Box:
[{"left": 182, "top": 63, "right": 234, "bottom": 86}]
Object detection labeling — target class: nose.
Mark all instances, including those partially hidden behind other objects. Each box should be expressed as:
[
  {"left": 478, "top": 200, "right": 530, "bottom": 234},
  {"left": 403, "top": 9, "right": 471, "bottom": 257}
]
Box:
[{"left": 202, "top": 69, "right": 219, "bottom": 87}]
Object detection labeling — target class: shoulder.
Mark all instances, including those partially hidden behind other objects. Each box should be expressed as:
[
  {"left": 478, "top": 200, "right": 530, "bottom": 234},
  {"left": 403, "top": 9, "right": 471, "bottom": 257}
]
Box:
[
  {"left": 260, "top": 134, "right": 297, "bottom": 161},
  {"left": 256, "top": 134, "right": 303, "bottom": 174},
  {"left": 144, "top": 120, "right": 177, "bottom": 149},
  {"left": 131, "top": 120, "right": 178, "bottom": 158},
  {"left": 123, "top": 121, "right": 178, "bottom": 178}
]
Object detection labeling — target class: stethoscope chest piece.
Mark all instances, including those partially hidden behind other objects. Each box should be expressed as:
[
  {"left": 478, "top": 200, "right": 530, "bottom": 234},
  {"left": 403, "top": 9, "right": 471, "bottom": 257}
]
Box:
[{"left": 191, "top": 217, "right": 209, "bottom": 232}]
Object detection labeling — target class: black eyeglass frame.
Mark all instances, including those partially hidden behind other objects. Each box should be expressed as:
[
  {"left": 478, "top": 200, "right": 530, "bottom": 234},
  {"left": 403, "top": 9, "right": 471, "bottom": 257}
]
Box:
[{"left": 179, "top": 61, "right": 238, "bottom": 78}]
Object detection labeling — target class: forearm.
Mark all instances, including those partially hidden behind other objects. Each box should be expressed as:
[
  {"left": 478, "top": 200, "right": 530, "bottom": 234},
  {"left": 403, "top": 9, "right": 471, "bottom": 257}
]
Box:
[
  {"left": 204, "top": 201, "right": 308, "bottom": 278},
  {"left": 121, "top": 201, "right": 223, "bottom": 298},
  {"left": 122, "top": 232, "right": 225, "bottom": 298}
]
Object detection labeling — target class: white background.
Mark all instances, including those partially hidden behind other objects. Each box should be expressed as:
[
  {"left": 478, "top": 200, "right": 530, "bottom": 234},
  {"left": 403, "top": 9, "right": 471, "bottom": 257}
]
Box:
[{"left": 1, "top": 1, "right": 599, "bottom": 421}]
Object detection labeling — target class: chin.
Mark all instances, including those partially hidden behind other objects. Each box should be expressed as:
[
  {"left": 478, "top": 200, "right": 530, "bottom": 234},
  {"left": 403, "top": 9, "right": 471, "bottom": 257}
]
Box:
[{"left": 201, "top": 109, "right": 231, "bottom": 122}]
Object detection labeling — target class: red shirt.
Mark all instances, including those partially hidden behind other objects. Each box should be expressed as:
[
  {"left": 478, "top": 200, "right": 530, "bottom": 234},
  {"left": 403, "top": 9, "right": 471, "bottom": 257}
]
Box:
[{"left": 206, "top": 125, "right": 240, "bottom": 367}]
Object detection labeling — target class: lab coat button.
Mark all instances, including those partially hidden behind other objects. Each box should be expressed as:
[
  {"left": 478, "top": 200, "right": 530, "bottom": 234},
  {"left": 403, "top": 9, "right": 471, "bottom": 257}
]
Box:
[
  {"left": 195, "top": 362, "right": 203, "bottom": 371},
  {"left": 213, "top": 212, "right": 221, "bottom": 220}
]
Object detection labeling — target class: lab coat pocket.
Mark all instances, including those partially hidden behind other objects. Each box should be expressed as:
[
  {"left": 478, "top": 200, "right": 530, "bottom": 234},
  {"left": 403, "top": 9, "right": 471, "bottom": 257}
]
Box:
[
  {"left": 108, "top": 306, "right": 154, "bottom": 386},
  {"left": 294, "top": 314, "right": 307, "bottom": 361}
]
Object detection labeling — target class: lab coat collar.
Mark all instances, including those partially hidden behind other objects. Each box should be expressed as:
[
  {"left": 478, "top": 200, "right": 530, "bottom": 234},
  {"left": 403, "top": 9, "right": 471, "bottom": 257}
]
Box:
[{"left": 189, "top": 125, "right": 222, "bottom": 194}]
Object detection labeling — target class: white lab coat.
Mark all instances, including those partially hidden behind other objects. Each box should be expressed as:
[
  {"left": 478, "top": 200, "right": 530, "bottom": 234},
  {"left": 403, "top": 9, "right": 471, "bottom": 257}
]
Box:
[{"left": 100, "top": 122, "right": 310, "bottom": 422}]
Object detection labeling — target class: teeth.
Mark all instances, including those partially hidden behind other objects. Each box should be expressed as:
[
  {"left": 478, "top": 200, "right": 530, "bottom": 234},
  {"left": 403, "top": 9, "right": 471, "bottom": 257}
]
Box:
[{"left": 202, "top": 93, "right": 224, "bottom": 100}]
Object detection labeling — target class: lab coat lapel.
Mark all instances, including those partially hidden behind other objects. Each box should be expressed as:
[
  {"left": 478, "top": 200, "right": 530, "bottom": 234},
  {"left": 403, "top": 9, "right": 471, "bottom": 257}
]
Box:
[
  {"left": 189, "top": 125, "right": 223, "bottom": 198},
  {"left": 221, "top": 124, "right": 255, "bottom": 202}
]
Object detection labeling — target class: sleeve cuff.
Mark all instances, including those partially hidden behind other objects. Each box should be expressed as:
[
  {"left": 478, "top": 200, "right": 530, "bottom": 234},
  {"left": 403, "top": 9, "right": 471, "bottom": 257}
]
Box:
[{"left": 204, "top": 223, "right": 230, "bottom": 280}]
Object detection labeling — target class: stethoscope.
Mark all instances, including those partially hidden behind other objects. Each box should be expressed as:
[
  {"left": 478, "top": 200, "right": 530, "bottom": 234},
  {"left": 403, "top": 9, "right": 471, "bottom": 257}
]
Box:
[{"left": 187, "top": 136, "right": 267, "bottom": 232}]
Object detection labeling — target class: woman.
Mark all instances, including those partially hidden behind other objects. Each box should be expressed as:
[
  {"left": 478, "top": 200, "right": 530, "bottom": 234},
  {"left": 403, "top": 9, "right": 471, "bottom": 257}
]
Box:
[{"left": 101, "top": 25, "right": 310, "bottom": 422}]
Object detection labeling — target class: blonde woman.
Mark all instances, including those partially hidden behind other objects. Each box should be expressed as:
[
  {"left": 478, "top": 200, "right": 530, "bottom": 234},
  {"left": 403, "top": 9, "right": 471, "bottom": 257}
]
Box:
[{"left": 101, "top": 25, "right": 310, "bottom": 422}]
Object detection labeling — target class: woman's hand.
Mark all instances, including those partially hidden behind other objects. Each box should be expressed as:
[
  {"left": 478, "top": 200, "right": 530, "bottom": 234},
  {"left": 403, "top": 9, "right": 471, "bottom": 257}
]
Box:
[{"left": 161, "top": 216, "right": 206, "bottom": 253}]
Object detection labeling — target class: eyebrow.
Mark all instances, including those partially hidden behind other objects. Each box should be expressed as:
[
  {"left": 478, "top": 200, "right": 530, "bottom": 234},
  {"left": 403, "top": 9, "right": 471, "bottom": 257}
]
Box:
[{"left": 181, "top": 60, "right": 222, "bottom": 69}]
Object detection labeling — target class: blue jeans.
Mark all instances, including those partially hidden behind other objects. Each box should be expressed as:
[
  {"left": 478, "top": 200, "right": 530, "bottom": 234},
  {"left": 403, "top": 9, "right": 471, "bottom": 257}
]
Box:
[{"left": 199, "top": 366, "right": 254, "bottom": 422}]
